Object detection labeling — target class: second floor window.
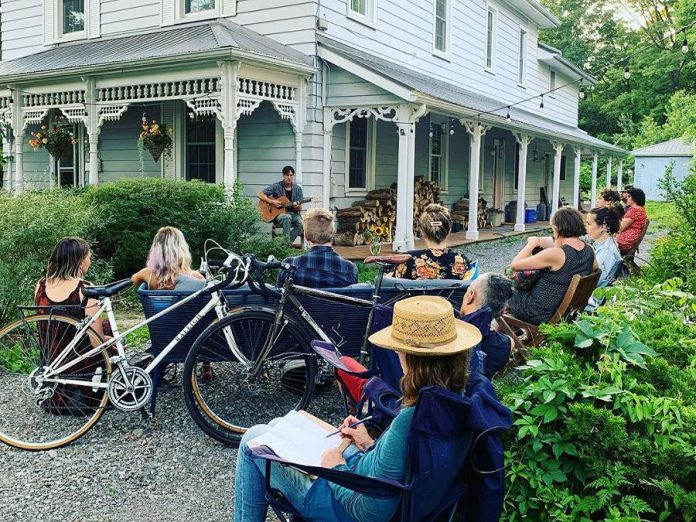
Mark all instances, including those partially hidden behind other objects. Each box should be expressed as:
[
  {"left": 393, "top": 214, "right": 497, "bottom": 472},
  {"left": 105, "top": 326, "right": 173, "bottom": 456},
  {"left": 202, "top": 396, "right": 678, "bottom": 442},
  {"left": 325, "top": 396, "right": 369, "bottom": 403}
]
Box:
[
  {"left": 62, "top": 0, "right": 85, "bottom": 34},
  {"left": 350, "top": 0, "right": 366, "bottom": 16},
  {"left": 434, "top": 0, "right": 449, "bottom": 54},
  {"left": 486, "top": 7, "right": 497, "bottom": 71},
  {"left": 186, "top": 0, "right": 215, "bottom": 14},
  {"left": 347, "top": 0, "right": 376, "bottom": 27},
  {"left": 518, "top": 28, "right": 527, "bottom": 85}
]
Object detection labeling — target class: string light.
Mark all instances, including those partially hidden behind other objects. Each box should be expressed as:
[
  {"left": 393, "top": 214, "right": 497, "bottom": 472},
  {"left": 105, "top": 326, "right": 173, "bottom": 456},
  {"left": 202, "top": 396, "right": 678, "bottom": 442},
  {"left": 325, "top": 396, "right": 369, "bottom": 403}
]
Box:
[
  {"left": 429, "top": 125, "right": 433, "bottom": 138},
  {"left": 579, "top": 86, "right": 586, "bottom": 100},
  {"left": 449, "top": 119, "right": 455, "bottom": 135},
  {"left": 539, "top": 94, "right": 544, "bottom": 109},
  {"left": 623, "top": 66, "right": 631, "bottom": 80},
  {"left": 681, "top": 30, "right": 689, "bottom": 54},
  {"left": 506, "top": 106, "right": 511, "bottom": 120}
]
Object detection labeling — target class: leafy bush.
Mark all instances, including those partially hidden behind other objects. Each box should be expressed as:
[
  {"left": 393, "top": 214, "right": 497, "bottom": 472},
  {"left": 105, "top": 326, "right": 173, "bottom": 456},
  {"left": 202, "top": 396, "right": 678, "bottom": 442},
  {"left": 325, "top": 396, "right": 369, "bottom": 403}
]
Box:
[
  {"left": 498, "top": 278, "right": 696, "bottom": 521},
  {"left": 83, "top": 178, "right": 282, "bottom": 278},
  {"left": 0, "top": 190, "right": 112, "bottom": 324}
]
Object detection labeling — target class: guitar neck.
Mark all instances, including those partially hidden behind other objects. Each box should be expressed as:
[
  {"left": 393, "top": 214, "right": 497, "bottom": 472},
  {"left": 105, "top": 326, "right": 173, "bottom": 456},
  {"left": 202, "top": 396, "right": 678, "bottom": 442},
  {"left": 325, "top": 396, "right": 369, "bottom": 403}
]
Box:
[{"left": 284, "top": 197, "right": 311, "bottom": 209}]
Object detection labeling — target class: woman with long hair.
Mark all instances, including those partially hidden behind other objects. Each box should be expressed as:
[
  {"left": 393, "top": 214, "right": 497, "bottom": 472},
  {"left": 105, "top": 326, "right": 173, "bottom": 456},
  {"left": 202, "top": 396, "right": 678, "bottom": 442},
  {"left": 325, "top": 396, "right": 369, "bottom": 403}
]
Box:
[
  {"left": 391, "top": 203, "right": 473, "bottom": 280},
  {"left": 616, "top": 187, "right": 648, "bottom": 255},
  {"left": 131, "top": 226, "right": 205, "bottom": 291},
  {"left": 585, "top": 206, "right": 622, "bottom": 288},
  {"left": 507, "top": 207, "right": 597, "bottom": 325},
  {"left": 232, "top": 296, "right": 489, "bottom": 522}
]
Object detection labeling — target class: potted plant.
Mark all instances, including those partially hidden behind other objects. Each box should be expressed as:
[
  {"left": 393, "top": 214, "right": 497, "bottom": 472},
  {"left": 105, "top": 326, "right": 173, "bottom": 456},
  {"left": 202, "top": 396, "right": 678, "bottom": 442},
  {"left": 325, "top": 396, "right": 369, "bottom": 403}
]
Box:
[
  {"left": 29, "top": 124, "right": 78, "bottom": 159},
  {"left": 138, "top": 114, "right": 173, "bottom": 163}
]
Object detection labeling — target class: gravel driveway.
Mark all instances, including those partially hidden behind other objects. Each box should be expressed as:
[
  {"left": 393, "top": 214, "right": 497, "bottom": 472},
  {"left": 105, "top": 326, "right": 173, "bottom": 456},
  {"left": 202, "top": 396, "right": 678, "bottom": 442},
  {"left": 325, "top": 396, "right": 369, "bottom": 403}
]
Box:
[{"left": 1, "top": 229, "right": 662, "bottom": 522}]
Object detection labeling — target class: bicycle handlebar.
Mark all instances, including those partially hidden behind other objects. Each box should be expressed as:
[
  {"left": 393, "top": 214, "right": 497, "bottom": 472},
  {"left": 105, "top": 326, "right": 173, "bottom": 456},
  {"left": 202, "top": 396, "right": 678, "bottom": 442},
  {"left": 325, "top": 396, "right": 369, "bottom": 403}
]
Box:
[
  {"left": 245, "top": 255, "right": 290, "bottom": 299},
  {"left": 205, "top": 252, "right": 250, "bottom": 294}
]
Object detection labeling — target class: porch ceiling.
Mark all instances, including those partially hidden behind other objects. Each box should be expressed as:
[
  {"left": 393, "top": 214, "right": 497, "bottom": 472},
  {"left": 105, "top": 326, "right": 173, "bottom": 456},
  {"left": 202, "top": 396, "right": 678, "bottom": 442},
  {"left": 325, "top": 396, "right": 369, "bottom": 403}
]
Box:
[
  {"left": 0, "top": 19, "right": 313, "bottom": 81},
  {"left": 318, "top": 36, "right": 624, "bottom": 155}
]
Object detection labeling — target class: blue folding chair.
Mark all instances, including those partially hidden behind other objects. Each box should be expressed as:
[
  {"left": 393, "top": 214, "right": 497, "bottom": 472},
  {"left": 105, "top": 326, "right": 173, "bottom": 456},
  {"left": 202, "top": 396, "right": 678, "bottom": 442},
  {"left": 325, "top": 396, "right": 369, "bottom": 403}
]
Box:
[{"left": 249, "top": 380, "right": 511, "bottom": 522}]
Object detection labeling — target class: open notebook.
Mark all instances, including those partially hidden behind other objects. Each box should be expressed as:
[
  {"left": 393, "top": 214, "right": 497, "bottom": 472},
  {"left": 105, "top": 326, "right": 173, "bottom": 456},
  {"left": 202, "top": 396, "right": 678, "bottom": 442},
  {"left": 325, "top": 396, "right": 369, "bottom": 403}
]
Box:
[{"left": 247, "top": 410, "right": 348, "bottom": 467}]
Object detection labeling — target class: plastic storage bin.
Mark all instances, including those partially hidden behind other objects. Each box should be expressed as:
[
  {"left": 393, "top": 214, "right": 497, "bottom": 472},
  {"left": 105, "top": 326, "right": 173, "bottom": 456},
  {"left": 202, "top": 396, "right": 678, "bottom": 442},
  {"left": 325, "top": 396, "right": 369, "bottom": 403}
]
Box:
[
  {"left": 524, "top": 208, "right": 537, "bottom": 223},
  {"left": 536, "top": 203, "right": 547, "bottom": 221}
]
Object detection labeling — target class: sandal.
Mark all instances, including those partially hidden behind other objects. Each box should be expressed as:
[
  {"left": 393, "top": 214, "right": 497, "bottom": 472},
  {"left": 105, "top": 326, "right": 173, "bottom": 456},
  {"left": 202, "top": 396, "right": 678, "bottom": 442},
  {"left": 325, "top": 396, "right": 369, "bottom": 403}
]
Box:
[{"left": 200, "top": 363, "right": 215, "bottom": 382}]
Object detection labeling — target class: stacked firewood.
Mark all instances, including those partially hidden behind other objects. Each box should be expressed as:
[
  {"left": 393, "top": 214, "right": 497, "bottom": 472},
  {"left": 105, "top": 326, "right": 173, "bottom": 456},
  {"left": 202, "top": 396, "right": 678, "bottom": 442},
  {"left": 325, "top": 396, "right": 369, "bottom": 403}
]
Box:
[
  {"left": 334, "top": 178, "right": 442, "bottom": 246},
  {"left": 451, "top": 197, "right": 489, "bottom": 228},
  {"left": 334, "top": 188, "right": 397, "bottom": 246}
]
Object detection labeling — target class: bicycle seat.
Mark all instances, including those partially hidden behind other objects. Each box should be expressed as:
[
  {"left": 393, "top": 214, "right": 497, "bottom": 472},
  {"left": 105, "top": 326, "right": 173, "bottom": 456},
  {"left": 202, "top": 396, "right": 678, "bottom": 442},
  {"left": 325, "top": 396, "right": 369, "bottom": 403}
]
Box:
[
  {"left": 363, "top": 254, "right": 413, "bottom": 265},
  {"left": 82, "top": 279, "right": 133, "bottom": 298}
]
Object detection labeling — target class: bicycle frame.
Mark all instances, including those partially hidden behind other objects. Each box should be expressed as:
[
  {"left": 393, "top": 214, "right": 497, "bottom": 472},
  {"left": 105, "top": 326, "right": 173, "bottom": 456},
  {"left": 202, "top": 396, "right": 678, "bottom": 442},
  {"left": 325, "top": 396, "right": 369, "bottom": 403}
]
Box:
[{"left": 39, "top": 280, "right": 243, "bottom": 389}]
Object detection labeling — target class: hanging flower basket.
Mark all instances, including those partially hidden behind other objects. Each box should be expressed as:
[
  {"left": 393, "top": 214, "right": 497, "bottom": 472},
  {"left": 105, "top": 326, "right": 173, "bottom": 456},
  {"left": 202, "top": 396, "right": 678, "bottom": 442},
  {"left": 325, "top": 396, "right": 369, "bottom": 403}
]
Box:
[
  {"left": 29, "top": 125, "right": 78, "bottom": 159},
  {"left": 138, "top": 115, "right": 173, "bottom": 163}
]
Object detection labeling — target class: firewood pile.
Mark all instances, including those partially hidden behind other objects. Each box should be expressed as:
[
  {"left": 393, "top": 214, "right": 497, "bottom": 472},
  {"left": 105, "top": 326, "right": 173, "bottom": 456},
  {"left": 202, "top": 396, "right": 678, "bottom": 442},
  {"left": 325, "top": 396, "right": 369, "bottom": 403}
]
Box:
[
  {"left": 451, "top": 197, "right": 490, "bottom": 229},
  {"left": 334, "top": 178, "right": 441, "bottom": 246}
]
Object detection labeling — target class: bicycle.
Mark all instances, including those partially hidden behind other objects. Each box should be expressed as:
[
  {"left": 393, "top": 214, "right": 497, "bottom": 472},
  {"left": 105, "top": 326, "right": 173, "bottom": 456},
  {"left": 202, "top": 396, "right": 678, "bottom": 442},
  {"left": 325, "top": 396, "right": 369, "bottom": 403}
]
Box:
[
  {"left": 0, "top": 246, "right": 289, "bottom": 451},
  {"left": 181, "top": 253, "right": 470, "bottom": 445}
]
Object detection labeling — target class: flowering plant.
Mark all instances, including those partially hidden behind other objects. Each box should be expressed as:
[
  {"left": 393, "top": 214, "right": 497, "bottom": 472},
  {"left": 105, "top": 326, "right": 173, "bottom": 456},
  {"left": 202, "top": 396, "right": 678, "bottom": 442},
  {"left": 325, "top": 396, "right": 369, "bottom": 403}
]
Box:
[
  {"left": 29, "top": 124, "right": 78, "bottom": 159},
  {"left": 138, "top": 114, "right": 173, "bottom": 163}
]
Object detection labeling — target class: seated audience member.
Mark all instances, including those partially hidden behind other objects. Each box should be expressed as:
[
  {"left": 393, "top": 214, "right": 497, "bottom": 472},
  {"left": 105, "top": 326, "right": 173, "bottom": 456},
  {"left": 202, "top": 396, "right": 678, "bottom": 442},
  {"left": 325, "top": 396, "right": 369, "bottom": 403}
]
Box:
[
  {"left": 585, "top": 206, "right": 622, "bottom": 288},
  {"left": 277, "top": 208, "right": 358, "bottom": 288},
  {"left": 616, "top": 187, "right": 648, "bottom": 255},
  {"left": 233, "top": 296, "right": 504, "bottom": 522},
  {"left": 597, "top": 189, "right": 625, "bottom": 218},
  {"left": 507, "top": 207, "right": 597, "bottom": 325},
  {"left": 620, "top": 185, "right": 634, "bottom": 205},
  {"left": 460, "top": 273, "right": 514, "bottom": 378},
  {"left": 391, "top": 203, "right": 473, "bottom": 280}
]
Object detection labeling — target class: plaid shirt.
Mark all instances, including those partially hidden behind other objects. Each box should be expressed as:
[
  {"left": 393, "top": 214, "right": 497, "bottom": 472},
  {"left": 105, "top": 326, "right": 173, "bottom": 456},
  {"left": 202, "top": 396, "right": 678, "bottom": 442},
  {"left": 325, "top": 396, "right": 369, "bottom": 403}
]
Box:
[{"left": 277, "top": 246, "right": 359, "bottom": 288}]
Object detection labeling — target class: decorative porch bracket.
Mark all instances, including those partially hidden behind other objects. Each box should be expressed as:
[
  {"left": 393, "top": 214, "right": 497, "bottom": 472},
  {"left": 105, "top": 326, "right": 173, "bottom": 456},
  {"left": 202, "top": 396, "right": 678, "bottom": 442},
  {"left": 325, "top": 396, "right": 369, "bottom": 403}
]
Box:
[
  {"left": 550, "top": 141, "right": 565, "bottom": 216},
  {"left": 461, "top": 119, "right": 491, "bottom": 240},
  {"left": 514, "top": 133, "right": 534, "bottom": 232}
]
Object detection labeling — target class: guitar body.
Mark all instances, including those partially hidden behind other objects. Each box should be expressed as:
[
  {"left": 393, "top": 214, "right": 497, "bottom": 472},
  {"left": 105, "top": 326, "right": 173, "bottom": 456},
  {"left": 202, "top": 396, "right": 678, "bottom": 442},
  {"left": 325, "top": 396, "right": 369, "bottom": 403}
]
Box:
[{"left": 258, "top": 196, "right": 293, "bottom": 223}]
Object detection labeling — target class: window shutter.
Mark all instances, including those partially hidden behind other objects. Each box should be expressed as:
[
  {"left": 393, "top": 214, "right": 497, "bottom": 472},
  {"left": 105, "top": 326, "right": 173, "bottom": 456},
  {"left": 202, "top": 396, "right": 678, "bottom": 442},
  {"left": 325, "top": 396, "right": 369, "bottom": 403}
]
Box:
[
  {"left": 221, "top": 0, "right": 236, "bottom": 17},
  {"left": 161, "top": 0, "right": 175, "bottom": 26},
  {"left": 88, "top": 0, "right": 101, "bottom": 38},
  {"left": 43, "top": 0, "right": 55, "bottom": 45}
]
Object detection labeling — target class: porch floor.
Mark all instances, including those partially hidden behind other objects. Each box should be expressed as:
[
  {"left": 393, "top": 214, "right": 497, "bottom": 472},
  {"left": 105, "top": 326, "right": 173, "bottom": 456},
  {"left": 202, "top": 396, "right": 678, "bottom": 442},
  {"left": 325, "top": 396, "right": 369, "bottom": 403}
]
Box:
[{"left": 334, "top": 221, "right": 551, "bottom": 261}]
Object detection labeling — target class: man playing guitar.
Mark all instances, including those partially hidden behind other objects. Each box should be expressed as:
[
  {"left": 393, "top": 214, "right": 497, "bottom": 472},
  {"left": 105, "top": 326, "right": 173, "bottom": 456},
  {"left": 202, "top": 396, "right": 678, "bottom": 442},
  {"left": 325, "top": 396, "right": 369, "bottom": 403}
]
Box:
[{"left": 257, "top": 165, "right": 304, "bottom": 243}]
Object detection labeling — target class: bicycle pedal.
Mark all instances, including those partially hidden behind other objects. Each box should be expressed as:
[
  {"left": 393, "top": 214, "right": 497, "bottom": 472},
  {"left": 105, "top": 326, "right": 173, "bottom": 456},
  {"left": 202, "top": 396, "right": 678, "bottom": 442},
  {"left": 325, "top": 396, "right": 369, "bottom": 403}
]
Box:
[{"left": 128, "top": 352, "right": 154, "bottom": 368}]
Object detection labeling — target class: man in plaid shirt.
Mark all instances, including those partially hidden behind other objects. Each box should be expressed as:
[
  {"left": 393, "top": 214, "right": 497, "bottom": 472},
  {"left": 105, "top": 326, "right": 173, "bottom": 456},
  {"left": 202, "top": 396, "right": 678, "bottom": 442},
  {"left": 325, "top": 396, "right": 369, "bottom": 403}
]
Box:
[{"left": 277, "top": 208, "right": 358, "bottom": 288}]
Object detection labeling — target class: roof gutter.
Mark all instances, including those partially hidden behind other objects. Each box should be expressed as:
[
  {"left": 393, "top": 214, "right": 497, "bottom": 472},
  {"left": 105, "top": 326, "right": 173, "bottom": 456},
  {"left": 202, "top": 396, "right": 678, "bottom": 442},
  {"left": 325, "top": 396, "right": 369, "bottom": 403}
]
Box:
[{"left": 0, "top": 48, "right": 315, "bottom": 85}]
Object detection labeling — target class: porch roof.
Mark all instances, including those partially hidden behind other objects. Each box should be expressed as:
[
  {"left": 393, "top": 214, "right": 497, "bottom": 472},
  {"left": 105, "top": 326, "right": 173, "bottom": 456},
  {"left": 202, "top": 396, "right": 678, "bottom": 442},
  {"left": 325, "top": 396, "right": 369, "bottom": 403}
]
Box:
[
  {"left": 0, "top": 19, "right": 313, "bottom": 81},
  {"left": 318, "top": 36, "right": 624, "bottom": 155}
]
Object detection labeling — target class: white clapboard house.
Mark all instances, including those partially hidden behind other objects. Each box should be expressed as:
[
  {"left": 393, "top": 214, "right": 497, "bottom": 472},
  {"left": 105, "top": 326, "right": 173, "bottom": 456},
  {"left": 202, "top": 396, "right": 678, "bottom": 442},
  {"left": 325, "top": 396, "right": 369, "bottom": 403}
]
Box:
[{"left": 0, "top": 0, "right": 624, "bottom": 250}]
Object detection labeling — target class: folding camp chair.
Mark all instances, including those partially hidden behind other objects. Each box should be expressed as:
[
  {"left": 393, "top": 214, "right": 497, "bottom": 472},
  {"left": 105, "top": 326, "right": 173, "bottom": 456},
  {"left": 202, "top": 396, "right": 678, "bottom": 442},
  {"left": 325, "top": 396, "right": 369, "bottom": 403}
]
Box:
[{"left": 249, "top": 381, "right": 512, "bottom": 522}]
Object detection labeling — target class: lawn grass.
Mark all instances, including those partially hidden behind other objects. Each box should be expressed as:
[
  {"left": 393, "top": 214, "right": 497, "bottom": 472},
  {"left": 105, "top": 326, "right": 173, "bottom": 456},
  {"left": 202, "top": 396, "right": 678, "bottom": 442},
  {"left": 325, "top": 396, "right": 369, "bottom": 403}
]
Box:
[{"left": 645, "top": 201, "right": 677, "bottom": 229}]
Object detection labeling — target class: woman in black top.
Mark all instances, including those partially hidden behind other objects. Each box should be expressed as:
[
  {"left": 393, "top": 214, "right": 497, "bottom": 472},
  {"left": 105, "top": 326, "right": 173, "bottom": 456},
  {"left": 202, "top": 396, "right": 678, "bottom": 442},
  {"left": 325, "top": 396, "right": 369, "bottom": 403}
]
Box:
[
  {"left": 391, "top": 204, "right": 473, "bottom": 280},
  {"left": 507, "top": 207, "right": 597, "bottom": 325}
]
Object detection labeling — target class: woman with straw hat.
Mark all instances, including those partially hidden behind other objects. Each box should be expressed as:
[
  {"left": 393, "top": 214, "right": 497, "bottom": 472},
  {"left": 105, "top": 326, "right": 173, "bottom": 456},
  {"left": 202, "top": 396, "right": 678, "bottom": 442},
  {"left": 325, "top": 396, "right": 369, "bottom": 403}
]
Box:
[{"left": 233, "top": 296, "right": 488, "bottom": 522}]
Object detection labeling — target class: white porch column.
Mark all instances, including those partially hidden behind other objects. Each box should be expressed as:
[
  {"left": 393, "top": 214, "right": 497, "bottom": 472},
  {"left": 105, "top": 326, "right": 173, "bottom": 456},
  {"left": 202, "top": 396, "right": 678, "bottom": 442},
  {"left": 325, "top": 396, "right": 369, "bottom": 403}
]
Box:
[
  {"left": 393, "top": 104, "right": 423, "bottom": 252},
  {"left": 514, "top": 133, "right": 532, "bottom": 232},
  {"left": 219, "top": 61, "right": 240, "bottom": 192},
  {"left": 322, "top": 110, "right": 333, "bottom": 208},
  {"left": 590, "top": 152, "right": 598, "bottom": 206},
  {"left": 606, "top": 156, "right": 612, "bottom": 189},
  {"left": 11, "top": 87, "right": 24, "bottom": 195},
  {"left": 550, "top": 141, "right": 564, "bottom": 216},
  {"left": 83, "top": 77, "right": 100, "bottom": 185},
  {"left": 462, "top": 120, "right": 490, "bottom": 240},
  {"left": 617, "top": 159, "right": 623, "bottom": 190},
  {"left": 295, "top": 132, "right": 303, "bottom": 185},
  {"left": 2, "top": 134, "right": 12, "bottom": 192},
  {"left": 572, "top": 147, "right": 581, "bottom": 210}
]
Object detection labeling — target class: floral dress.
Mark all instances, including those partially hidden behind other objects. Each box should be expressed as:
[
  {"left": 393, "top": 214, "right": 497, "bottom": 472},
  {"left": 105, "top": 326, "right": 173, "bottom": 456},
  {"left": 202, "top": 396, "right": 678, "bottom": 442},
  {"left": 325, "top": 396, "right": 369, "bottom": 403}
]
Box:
[{"left": 389, "top": 248, "right": 474, "bottom": 280}]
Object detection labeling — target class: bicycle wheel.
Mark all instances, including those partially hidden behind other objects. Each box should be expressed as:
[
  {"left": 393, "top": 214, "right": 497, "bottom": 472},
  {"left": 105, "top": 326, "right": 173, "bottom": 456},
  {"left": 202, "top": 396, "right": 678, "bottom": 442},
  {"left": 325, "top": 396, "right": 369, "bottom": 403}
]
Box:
[
  {"left": 183, "top": 309, "right": 317, "bottom": 446},
  {"left": 0, "top": 314, "right": 111, "bottom": 450}
]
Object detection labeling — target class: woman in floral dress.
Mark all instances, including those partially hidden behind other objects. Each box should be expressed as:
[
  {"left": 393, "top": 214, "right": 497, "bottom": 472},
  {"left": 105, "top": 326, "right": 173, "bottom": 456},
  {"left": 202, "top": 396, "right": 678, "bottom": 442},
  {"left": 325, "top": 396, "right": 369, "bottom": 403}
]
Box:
[{"left": 390, "top": 204, "right": 474, "bottom": 280}]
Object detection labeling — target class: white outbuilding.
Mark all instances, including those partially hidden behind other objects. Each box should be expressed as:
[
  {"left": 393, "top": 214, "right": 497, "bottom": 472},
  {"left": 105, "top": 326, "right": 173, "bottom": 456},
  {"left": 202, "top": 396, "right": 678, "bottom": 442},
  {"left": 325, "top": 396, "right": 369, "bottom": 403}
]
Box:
[{"left": 632, "top": 139, "right": 695, "bottom": 201}]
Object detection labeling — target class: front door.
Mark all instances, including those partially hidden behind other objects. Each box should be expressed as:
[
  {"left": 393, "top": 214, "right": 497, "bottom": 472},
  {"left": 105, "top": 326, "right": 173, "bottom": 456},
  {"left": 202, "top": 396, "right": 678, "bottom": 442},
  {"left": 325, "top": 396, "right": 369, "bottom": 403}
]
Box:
[
  {"left": 492, "top": 139, "right": 505, "bottom": 209},
  {"left": 186, "top": 113, "right": 216, "bottom": 183}
]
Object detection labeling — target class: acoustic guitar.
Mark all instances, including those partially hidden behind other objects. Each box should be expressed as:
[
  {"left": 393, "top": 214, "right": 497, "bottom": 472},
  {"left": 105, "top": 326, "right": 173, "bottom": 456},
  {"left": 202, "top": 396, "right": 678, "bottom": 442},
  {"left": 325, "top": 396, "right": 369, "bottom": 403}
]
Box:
[{"left": 258, "top": 196, "right": 318, "bottom": 223}]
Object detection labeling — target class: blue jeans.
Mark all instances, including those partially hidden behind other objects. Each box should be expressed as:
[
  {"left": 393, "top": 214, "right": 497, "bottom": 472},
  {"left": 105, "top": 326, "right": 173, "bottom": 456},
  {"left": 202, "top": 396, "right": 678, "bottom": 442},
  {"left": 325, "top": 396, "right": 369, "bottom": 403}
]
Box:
[
  {"left": 233, "top": 421, "right": 314, "bottom": 522},
  {"left": 276, "top": 213, "right": 303, "bottom": 243}
]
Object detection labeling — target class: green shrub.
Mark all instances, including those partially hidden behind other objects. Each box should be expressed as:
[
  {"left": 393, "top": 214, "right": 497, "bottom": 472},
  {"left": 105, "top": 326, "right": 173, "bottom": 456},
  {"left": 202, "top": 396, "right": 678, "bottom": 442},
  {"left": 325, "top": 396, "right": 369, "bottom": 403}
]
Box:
[
  {"left": 0, "top": 190, "right": 112, "bottom": 324},
  {"left": 83, "top": 178, "right": 281, "bottom": 278}
]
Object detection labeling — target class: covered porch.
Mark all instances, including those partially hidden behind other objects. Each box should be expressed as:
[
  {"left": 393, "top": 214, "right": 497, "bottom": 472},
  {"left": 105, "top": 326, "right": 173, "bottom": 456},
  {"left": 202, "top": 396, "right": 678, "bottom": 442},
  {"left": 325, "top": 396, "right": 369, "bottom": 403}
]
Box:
[{"left": 318, "top": 36, "right": 626, "bottom": 253}]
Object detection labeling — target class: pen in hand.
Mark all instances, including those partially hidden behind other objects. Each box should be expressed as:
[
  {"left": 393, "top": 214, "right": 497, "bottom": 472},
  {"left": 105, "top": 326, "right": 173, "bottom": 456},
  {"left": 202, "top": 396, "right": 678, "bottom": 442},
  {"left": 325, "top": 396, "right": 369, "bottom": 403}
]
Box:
[{"left": 325, "top": 416, "right": 373, "bottom": 438}]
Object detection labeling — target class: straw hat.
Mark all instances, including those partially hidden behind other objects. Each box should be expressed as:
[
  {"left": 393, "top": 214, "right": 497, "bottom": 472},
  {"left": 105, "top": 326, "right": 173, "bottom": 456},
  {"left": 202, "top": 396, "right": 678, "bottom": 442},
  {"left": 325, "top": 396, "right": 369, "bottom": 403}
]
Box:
[{"left": 368, "top": 296, "right": 482, "bottom": 356}]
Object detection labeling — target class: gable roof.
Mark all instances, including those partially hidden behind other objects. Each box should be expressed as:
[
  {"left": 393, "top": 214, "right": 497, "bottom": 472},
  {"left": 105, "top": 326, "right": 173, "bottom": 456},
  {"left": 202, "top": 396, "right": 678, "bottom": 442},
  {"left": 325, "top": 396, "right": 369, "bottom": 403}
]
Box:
[
  {"left": 537, "top": 43, "right": 596, "bottom": 85},
  {"left": 0, "top": 19, "right": 313, "bottom": 81},
  {"left": 318, "top": 36, "right": 623, "bottom": 154},
  {"left": 631, "top": 138, "right": 696, "bottom": 157}
]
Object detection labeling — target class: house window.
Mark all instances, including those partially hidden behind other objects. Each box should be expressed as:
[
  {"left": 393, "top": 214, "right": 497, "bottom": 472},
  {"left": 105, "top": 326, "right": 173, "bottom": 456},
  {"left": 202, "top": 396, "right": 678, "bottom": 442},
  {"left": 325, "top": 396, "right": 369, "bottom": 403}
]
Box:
[
  {"left": 485, "top": 6, "right": 497, "bottom": 71},
  {"left": 549, "top": 69, "right": 556, "bottom": 95},
  {"left": 429, "top": 124, "right": 448, "bottom": 190},
  {"left": 62, "top": 0, "right": 85, "bottom": 35},
  {"left": 185, "top": 0, "right": 215, "bottom": 13},
  {"left": 347, "top": 0, "right": 376, "bottom": 27},
  {"left": 348, "top": 118, "right": 369, "bottom": 190},
  {"left": 186, "top": 115, "right": 216, "bottom": 183},
  {"left": 560, "top": 156, "right": 566, "bottom": 180},
  {"left": 518, "top": 28, "right": 527, "bottom": 85},
  {"left": 433, "top": 0, "right": 450, "bottom": 55}
]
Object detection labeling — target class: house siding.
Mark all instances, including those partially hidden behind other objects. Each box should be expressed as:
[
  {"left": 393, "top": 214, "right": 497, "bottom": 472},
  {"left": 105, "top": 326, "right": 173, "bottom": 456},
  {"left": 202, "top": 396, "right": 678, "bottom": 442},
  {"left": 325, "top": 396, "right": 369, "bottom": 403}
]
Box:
[
  {"left": 634, "top": 155, "right": 692, "bottom": 201},
  {"left": 1, "top": 0, "right": 44, "bottom": 61}
]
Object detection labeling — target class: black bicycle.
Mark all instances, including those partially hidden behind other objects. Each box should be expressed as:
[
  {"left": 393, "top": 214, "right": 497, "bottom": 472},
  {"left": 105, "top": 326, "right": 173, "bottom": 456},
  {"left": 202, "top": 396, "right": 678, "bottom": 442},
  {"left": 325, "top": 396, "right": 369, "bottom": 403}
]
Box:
[{"left": 183, "top": 253, "right": 474, "bottom": 446}]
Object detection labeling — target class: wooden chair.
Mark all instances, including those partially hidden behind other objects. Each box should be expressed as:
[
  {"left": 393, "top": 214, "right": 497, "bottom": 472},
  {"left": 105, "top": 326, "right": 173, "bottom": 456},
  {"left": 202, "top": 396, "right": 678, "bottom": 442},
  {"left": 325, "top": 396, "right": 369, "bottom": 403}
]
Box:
[
  {"left": 497, "top": 270, "right": 601, "bottom": 362},
  {"left": 621, "top": 219, "right": 650, "bottom": 276}
]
